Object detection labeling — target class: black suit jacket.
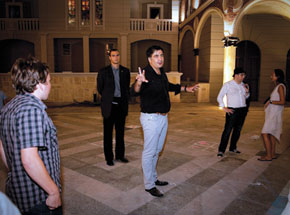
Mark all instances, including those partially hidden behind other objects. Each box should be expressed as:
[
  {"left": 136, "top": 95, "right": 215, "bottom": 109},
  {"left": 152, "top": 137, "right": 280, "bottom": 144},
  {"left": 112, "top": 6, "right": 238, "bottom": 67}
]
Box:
[{"left": 97, "top": 65, "right": 131, "bottom": 118}]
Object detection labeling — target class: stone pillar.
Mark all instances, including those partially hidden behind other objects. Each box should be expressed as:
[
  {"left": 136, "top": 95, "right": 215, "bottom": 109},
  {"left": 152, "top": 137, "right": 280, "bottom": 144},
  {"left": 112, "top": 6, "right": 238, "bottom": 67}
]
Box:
[
  {"left": 193, "top": 48, "right": 199, "bottom": 82},
  {"left": 83, "top": 35, "right": 90, "bottom": 73},
  {"left": 120, "top": 33, "right": 128, "bottom": 67},
  {"left": 222, "top": 36, "right": 239, "bottom": 83},
  {"left": 40, "top": 34, "right": 48, "bottom": 63}
]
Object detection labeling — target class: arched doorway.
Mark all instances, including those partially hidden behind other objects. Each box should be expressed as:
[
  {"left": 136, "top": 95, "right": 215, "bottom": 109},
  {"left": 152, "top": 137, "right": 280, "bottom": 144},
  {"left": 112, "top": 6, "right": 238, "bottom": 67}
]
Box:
[
  {"left": 0, "top": 39, "right": 34, "bottom": 73},
  {"left": 286, "top": 49, "right": 290, "bottom": 101},
  {"left": 180, "top": 30, "right": 195, "bottom": 81},
  {"left": 130, "top": 40, "right": 171, "bottom": 72},
  {"left": 236, "top": 40, "right": 261, "bottom": 101}
]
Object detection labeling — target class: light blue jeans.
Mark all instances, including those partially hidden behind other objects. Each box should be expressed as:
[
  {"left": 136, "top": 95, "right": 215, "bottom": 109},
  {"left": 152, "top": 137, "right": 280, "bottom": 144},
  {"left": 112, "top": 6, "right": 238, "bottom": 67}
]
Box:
[{"left": 140, "top": 112, "right": 168, "bottom": 190}]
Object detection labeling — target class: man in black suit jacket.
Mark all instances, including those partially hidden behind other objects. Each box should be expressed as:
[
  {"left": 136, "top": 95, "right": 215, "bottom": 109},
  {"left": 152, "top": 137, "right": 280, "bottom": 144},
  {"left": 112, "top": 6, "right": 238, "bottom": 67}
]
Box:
[{"left": 97, "top": 49, "right": 131, "bottom": 166}]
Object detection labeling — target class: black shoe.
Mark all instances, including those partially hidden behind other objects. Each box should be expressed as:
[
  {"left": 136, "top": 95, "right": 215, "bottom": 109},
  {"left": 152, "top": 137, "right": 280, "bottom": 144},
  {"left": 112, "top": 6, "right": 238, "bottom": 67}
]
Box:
[
  {"left": 217, "top": 152, "right": 224, "bottom": 157},
  {"left": 106, "top": 160, "right": 114, "bottom": 166},
  {"left": 145, "top": 187, "right": 164, "bottom": 197},
  {"left": 229, "top": 149, "right": 241, "bottom": 154},
  {"left": 155, "top": 180, "right": 169, "bottom": 186},
  {"left": 116, "top": 157, "right": 129, "bottom": 163}
]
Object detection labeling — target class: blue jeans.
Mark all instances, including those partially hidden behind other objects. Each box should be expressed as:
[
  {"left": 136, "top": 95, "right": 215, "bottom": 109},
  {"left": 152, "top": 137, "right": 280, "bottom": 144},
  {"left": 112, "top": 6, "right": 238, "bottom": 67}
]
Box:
[{"left": 140, "top": 113, "right": 168, "bottom": 190}]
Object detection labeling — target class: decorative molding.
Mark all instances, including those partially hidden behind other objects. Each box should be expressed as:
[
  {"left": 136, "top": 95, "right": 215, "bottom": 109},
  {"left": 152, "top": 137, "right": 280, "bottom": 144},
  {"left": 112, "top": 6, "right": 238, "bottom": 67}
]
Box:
[{"left": 179, "top": 0, "right": 215, "bottom": 29}]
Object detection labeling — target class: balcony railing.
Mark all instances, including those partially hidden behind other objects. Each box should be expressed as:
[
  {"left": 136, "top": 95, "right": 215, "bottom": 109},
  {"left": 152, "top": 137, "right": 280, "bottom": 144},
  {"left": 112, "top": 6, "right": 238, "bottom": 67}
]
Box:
[
  {"left": 130, "top": 19, "right": 178, "bottom": 32},
  {"left": 0, "top": 18, "right": 39, "bottom": 31}
]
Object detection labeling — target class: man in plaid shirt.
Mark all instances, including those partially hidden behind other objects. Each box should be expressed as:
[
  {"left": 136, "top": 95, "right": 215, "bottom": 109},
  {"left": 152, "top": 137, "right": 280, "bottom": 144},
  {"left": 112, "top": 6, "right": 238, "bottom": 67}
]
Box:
[{"left": 0, "top": 57, "right": 62, "bottom": 214}]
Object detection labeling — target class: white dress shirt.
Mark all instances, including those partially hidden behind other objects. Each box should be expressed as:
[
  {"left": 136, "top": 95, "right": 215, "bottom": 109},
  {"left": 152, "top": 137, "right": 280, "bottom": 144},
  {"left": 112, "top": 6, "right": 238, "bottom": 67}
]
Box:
[{"left": 217, "top": 80, "right": 250, "bottom": 108}]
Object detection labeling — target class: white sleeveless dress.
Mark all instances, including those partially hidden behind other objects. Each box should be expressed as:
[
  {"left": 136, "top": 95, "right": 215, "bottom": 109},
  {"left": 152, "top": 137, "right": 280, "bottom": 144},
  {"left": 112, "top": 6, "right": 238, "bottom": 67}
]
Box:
[{"left": 261, "top": 83, "right": 286, "bottom": 141}]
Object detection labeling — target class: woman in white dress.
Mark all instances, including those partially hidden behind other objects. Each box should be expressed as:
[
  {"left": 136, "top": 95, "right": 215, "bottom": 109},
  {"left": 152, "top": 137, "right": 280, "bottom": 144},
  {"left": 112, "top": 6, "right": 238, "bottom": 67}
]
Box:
[{"left": 258, "top": 69, "right": 286, "bottom": 161}]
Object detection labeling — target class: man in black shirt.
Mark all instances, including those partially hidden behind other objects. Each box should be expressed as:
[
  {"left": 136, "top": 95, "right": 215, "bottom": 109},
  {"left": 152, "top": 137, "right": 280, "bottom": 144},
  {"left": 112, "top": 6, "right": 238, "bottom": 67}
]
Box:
[{"left": 131, "top": 45, "right": 199, "bottom": 197}]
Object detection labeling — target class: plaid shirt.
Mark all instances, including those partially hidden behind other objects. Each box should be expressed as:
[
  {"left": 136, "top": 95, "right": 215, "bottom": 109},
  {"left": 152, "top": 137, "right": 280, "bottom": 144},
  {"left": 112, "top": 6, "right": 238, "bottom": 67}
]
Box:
[{"left": 0, "top": 93, "right": 61, "bottom": 213}]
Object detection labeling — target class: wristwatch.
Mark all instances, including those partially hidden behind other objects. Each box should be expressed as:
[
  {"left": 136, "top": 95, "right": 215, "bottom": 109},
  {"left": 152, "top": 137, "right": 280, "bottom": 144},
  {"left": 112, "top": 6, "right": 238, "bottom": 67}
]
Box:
[{"left": 270, "top": 100, "right": 272, "bottom": 104}]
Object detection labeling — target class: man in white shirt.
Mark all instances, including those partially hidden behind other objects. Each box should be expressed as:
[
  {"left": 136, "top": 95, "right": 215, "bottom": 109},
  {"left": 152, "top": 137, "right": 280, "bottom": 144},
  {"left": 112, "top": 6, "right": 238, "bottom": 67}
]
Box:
[{"left": 217, "top": 68, "right": 250, "bottom": 157}]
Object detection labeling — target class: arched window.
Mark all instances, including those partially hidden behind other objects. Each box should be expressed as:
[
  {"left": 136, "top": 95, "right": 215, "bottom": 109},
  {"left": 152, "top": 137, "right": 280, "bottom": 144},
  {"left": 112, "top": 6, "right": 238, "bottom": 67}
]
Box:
[{"left": 192, "top": 0, "right": 199, "bottom": 9}]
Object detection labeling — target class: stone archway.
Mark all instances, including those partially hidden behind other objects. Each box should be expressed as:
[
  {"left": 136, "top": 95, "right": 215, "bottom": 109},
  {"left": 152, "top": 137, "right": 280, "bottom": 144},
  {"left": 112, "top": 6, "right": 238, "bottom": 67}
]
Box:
[
  {"left": 236, "top": 40, "right": 261, "bottom": 101},
  {"left": 0, "top": 39, "right": 34, "bottom": 73},
  {"left": 180, "top": 30, "right": 195, "bottom": 81}
]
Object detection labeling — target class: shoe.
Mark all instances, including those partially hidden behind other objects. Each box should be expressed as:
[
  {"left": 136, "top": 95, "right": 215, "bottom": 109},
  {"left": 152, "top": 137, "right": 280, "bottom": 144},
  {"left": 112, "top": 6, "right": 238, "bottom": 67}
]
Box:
[
  {"left": 145, "top": 187, "right": 164, "bottom": 197},
  {"left": 106, "top": 160, "right": 114, "bottom": 166},
  {"left": 116, "top": 157, "right": 129, "bottom": 163},
  {"left": 217, "top": 152, "right": 224, "bottom": 157},
  {"left": 258, "top": 157, "right": 272, "bottom": 162},
  {"left": 229, "top": 149, "right": 241, "bottom": 154},
  {"left": 155, "top": 180, "right": 169, "bottom": 186}
]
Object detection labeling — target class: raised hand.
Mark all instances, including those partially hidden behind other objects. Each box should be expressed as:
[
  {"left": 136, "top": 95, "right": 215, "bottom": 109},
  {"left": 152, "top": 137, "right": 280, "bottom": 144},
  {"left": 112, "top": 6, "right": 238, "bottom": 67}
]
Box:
[
  {"left": 136, "top": 67, "right": 148, "bottom": 83},
  {"left": 243, "top": 83, "right": 249, "bottom": 93}
]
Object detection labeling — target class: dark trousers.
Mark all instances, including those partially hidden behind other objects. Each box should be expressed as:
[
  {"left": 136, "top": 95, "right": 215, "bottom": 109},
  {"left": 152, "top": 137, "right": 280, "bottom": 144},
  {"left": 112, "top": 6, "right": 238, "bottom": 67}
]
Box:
[
  {"left": 23, "top": 202, "right": 62, "bottom": 215},
  {"left": 103, "top": 103, "right": 126, "bottom": 161},
  {"left": 218, "top": 107, "right": 248, "bottom": 153}
]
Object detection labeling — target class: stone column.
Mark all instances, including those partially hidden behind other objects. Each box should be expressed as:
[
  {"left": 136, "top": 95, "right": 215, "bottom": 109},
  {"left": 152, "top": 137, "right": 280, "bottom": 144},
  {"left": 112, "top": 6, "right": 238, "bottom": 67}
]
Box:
[
  {"left": 193, "top": 48, "right": 199, "bottom": 82},
  {"left": 222, "top": 36, "right": 239, "bottom": 83},
  {"left": 120, "top": 33, "right": 128, "bottom": 67},
  {"left": 83, "top": 35, "right": 90, "bottom": 73},
  {"left": 40, "top": 34, "right": 48, "bottom": 63}
]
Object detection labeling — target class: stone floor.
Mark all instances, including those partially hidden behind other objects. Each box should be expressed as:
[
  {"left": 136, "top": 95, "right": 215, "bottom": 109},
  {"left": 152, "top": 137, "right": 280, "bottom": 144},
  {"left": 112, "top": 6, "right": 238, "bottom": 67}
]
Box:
[{"left": 1, "top": 102, "right": 290, "bottom": 215}]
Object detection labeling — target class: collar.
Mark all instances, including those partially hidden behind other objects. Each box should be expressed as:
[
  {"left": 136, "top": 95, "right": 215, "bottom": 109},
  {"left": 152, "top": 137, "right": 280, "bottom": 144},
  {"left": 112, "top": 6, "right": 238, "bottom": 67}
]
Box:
[{"left": 23, "top": 93, "right": 47, "bottom": 110}]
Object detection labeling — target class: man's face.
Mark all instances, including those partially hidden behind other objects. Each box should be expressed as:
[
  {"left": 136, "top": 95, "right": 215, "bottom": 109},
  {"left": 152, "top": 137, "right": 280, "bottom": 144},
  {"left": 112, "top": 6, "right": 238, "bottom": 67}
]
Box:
[
  {"left": 148, "top": 49, "right": 164, "bottom": 71},
  {"left": 40, "top": 73, "right": 51, "bottom": 100},
  {"left": 109, "top": 51, "right": 120, "bottom": 65},
  {"left": 235, "top": 73, "right": 246, "bottom": 83}
]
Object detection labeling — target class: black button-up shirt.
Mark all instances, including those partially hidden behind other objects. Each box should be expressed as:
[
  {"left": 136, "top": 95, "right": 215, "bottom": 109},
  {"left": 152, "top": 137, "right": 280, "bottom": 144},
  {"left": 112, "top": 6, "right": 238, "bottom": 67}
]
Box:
[{"left": 131, "top": 64, "right": 181, "bottom": 113}]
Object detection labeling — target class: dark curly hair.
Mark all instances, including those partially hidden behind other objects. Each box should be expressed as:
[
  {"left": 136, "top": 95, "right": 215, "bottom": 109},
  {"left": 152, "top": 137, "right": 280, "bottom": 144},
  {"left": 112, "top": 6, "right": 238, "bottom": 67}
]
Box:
[
  {"left": 11, "top": 57, "right": 49, "bottom": 94},
  {"left": 146, "top": 45, "right": 164, "bottom": 58},
  {"left": 274, "top": 69, "right": 285, "bottom": 84}
]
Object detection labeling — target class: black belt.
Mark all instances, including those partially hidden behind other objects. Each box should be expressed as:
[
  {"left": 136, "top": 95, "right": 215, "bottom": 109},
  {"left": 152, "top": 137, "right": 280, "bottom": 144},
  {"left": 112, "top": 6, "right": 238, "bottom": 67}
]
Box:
[{"left": 228, "top": 107, "right": 247, "bottom": 109}]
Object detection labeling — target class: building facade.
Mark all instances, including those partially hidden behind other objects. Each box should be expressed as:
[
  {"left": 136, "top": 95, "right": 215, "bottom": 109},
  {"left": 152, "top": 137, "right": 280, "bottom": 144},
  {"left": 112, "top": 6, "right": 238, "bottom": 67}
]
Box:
[
  {"left": 178, "top": 0, "right": 290, "bottom": 102},
  {"left": 0, "top": 0, "right": 181, "bottom": 103},
  {"left": 0, "top": 0, "right": 289, "bottom": 104}
]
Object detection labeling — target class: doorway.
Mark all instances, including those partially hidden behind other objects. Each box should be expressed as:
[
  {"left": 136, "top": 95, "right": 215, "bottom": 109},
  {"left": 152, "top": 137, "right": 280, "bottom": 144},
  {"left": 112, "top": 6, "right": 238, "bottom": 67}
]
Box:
[{"left": 236, "top": 40, "right": 261, "bottom": 101}]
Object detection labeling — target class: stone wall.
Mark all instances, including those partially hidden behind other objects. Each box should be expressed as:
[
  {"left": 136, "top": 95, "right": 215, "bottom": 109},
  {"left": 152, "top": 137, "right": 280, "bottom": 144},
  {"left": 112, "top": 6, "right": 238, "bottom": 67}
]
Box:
[{"left": 0, "top": 72, "right": 183, "bottom": 103}]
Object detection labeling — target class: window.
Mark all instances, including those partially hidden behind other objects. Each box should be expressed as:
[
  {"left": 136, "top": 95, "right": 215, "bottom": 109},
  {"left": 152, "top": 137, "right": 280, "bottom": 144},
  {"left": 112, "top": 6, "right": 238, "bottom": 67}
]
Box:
[
  {"left": 81, "top": 0, "right": 90, "bottom": 25},
  {"left": 6, "top": 2, "right": 23, "bottom": 18},
  {"left": 147, "top": 4, "right": 163, "bottom": 19},
  {"left": 95, "top": 0, "right": 103, "bottom": 25},
  {"left": 68, "top": 0, "right": 76, "bottom": 24}
]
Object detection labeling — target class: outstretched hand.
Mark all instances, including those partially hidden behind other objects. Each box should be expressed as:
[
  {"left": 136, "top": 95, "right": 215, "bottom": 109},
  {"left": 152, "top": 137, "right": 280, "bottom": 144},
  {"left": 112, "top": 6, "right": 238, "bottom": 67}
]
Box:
[
  {"left": 136, "top": 67, "right": 148, "bottom": 83},
  {"left": 186, "top": 83, "right": 200, "bottom": 92}
]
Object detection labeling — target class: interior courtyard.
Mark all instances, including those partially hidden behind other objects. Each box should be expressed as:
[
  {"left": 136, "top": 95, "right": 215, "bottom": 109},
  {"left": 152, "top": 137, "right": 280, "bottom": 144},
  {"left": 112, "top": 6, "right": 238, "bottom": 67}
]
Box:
[{"left": 0, "top": 0, "right": 290, "bottom": 214}]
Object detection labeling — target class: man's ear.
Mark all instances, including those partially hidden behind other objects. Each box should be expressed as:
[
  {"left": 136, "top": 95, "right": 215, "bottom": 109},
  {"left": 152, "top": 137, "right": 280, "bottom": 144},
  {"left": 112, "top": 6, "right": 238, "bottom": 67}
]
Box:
[{"left": 35, "top": 83, "right": 43, "bottom": 92}]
